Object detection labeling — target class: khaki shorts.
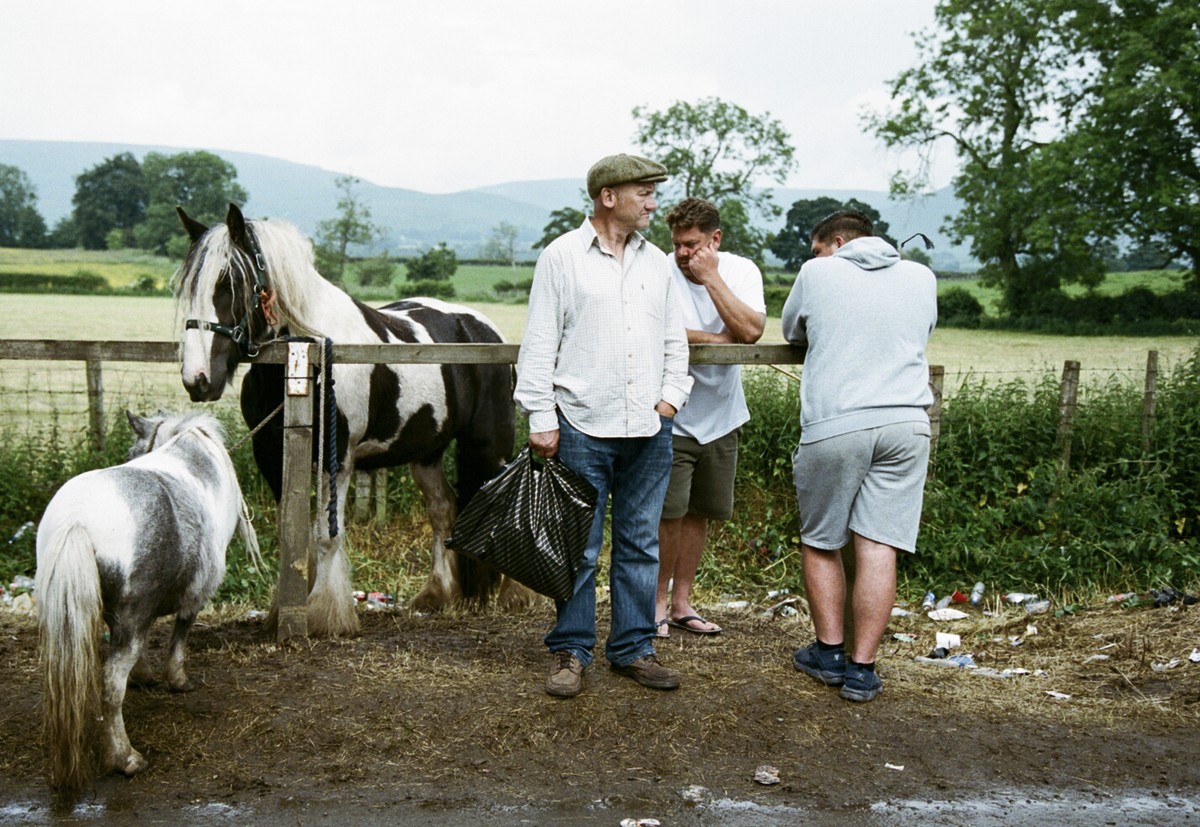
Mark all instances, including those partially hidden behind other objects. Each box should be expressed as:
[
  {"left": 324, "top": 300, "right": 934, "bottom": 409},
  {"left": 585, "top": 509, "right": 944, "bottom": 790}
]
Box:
[
  {"left": 661, "top": 430, "right": 739, "bottom": 521},
  {"left": 792, "top": 421, "right": 931, "bottom": 553}
]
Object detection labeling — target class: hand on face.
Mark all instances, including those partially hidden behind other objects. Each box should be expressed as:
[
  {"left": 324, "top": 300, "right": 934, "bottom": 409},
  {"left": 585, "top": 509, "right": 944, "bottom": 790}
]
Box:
[{"left": 685, "top": 239, "right": 721, "bottom": 284}]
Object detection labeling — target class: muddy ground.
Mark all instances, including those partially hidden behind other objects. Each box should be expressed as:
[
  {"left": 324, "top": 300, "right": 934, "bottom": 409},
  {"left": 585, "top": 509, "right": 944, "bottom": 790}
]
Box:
[{"left": 1, "top": 594, "right": 1199, "bottom": 825}]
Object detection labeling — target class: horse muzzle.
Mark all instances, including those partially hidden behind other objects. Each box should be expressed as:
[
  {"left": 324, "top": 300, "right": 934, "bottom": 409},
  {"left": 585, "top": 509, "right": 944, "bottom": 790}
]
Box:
[{"left": 183, "top": 371, "right": 226, "bottom": 403}]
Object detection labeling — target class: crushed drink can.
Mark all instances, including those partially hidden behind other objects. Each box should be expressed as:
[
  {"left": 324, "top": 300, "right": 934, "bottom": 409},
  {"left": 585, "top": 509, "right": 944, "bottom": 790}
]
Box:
[{"left": 921, "top": 591, "right": 936, "bottom": 610}]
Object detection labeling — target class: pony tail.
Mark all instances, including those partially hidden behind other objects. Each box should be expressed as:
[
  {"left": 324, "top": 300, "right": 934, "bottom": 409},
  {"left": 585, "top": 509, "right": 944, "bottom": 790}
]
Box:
[{"left": 35, "top": 523, "right": 103, "bottom": 796}]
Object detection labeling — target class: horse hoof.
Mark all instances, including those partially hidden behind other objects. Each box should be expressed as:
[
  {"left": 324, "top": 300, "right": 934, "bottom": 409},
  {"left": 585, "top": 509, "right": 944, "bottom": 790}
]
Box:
[
  {"left": 306, "top": 609, "right": 361, "bottom": 638},
  {"left": 498, "top": 579, "right": 536, "bottom": 610},
  {"left": 409, "top": 590, "right": 448, "bottom": 613},
  {"left": 167, "top": 678, "right": 195, "bottom": 693},
  {"left": 116, "top": 751, "right": 148, "bottom": 777}
]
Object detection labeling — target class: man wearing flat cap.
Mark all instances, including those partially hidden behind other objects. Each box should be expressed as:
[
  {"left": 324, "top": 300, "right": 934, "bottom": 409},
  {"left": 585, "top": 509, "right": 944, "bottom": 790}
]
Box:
[{"left": 516, "top": 153, "right": 692, "bottom": 699}]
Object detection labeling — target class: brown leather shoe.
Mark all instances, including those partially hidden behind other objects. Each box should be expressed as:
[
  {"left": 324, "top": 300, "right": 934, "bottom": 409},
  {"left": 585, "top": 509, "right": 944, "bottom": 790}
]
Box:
[
  {"left": 545, "top": 651, "right": 584, "bottom": 698},
  {"left": 611, "top": 654, "right": 680, "bottom": 690}
]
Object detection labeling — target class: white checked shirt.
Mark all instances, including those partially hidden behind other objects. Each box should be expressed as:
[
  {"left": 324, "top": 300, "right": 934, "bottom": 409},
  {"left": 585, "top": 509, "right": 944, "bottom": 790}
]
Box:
[{"left": 515, "top": 219, "right": 692, "bottom": 438}]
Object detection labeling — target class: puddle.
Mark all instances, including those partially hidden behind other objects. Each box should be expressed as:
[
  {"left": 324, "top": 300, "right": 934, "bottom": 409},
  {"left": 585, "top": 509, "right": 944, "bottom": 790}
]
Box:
[{"left": 2, "top": 789, "right": 1196, "bottom": 826}]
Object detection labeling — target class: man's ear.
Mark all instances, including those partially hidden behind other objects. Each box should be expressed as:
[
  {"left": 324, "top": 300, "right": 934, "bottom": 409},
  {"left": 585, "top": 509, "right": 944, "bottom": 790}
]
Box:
[
  {"left": 711, "top": 228, "right": 723, "bottom": 250},
  {"left": 833, "top": 234, "right": 848, "bottom": 249}
]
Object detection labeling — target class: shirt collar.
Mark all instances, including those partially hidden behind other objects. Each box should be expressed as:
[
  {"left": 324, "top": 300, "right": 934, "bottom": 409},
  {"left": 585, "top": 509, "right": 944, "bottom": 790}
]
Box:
[{"left": 578, "top": 217, "right": 647, "bottom": 255}]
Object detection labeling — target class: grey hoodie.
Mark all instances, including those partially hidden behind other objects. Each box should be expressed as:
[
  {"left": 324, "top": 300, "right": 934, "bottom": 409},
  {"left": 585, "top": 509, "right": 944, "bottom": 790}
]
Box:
[{"left": 780, "top": 236, "right": 937, "bottom": 443}]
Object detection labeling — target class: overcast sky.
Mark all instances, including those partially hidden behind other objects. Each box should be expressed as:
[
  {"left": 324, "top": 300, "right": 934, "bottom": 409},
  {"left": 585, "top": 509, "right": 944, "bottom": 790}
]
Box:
[{"left": 1, "top": 1, "right": 955, "bottom": 195}]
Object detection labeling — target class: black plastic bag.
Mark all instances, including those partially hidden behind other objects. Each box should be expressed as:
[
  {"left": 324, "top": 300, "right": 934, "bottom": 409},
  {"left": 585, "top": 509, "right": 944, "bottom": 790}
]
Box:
[{"left": 448, "top": 448, "right": 597, "bottom": 602}]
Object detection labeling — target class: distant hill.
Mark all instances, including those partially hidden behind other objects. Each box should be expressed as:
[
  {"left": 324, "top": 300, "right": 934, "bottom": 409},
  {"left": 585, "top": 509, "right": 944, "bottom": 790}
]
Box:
[{"left": 1, "top": 139, "right": 974, "bottom": 270}]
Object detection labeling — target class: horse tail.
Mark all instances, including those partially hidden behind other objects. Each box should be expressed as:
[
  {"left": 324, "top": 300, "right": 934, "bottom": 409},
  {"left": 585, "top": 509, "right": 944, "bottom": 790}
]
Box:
[
  {"left": 454, "top": 438, "right": 505, "bottom": 605},
  {"left": 35, "top": 522, "right": 103, "bottom": 795}
]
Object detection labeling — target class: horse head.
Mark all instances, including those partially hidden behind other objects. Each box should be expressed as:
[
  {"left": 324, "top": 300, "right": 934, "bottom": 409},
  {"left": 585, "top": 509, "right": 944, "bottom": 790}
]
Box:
[
  {"left": 175, "top": 203, "right": 279, "bottom": 402},
  {"left": 125, "top": 409, "right": 172, "bottom": 460}
]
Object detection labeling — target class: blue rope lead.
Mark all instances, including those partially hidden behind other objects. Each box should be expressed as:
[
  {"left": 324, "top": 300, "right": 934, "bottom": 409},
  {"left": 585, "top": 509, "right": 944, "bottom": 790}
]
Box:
[{"left": 322, "top": 337, "right": 340, "bottom": 538}]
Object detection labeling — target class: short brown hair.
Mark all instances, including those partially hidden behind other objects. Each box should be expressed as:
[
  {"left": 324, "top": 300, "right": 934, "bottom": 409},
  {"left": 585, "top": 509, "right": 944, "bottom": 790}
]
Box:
[
  {"left": 811, "top": 210, "right": 873, "bottom": 244},
  {"left": 665, "top": 198, "right": 721, "bottom": 234}
]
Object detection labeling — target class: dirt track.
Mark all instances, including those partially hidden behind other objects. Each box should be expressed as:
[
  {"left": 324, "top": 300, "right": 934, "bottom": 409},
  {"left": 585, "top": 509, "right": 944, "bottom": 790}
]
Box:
[{"left": 1, "top": 597, "right": 1198, "bottom": 825}]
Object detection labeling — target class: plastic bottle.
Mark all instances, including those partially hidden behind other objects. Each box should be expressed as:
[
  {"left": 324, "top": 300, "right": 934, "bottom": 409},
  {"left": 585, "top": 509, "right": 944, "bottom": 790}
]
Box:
[
  {"left": 936, "top": 594, "right": 953, "bottom": 609},
  {"left": 970, "top": 582, "right": 985, "bottom": 606},
  {"left": 1004, "top": 592, "right": 1037, "bottom": 604}
]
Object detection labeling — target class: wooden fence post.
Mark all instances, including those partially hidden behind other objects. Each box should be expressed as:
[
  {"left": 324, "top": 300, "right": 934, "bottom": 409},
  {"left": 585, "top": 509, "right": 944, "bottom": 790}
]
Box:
[
  {"left": 353, "top": 471, "right": 371, "bottom": 523},
  {"left": 85, "top": 357, "right": 105, "bottom": 454},
  {"left": 352, "top": 469, "right": 390, "bottom": 525},
  {"left": 1142, "top": 350, "right": 1159, "bottom": 453},
  {"left": 927, "top": 365, "right": 944, "bottom": 476},
  {"left": 1057, "top": 360, "right": 1081, "bottom": 473},
  {"left": 373, "top": 468, "right": 389, "bottom": 526},
  {"left": 277, "top": 342, "right": 313, "bottom": 641}
]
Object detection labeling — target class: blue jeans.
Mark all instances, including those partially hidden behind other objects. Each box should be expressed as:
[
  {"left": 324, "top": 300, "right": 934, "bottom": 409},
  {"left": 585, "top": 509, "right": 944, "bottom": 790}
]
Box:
[{"left": 545, "top": 414, "right": 673, "bottom": 668}]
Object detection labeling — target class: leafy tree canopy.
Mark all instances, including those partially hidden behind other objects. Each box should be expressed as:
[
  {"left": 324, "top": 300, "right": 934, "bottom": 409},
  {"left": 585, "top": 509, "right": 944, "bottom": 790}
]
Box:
[
  {"left": 770, "top": 196, "right": 894, "bottom": 272},
  {"left": 865, "top": 0, "right": 1105, "bottom": 315},
  {"left": 0, "top": 163, "right": 48, "bottom": 248},
  {"left": 405, "top": 242, "right": 458, "bottom": 282},
  {"left": 533, "top": 205, "right": 586, "bottom": 251},
  {"left": 1059, "top": 0, "right": 1200, "bottom": 287},
  {"left": 633, "top": 96, "right": 795, "bottom": 263},
  {"left": 136, "top": 151, "right": 248, "bottom": 255},
  {"left": 72, "top": 152, "right": 146, "bottom": 250},
  {"left": 313, "top": 175, "right": 378, "bottom": 284}
]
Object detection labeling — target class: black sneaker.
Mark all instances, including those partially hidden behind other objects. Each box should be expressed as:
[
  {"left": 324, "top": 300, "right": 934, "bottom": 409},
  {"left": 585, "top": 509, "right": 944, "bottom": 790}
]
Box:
[
  {"left": 839, "top": 661, "right": 883, "bottom": 703},
  {"left": 792, "top": 642, "right": 846, "bottom": 686}
]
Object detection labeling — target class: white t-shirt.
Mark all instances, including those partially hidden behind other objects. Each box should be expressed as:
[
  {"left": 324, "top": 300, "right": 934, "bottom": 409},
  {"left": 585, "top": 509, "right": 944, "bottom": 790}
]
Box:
[{"left": 669, "top": 251, "right": 766, "bottom": 444}]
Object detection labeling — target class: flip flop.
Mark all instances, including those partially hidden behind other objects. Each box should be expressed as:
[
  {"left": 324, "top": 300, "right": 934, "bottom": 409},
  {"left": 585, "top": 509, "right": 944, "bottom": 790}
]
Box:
[
  {"left": 655, "top": 618, "right": 671, "bottom": 639},
  {"left": 668, "top": 614, "right": 723, "bottom": 636}
]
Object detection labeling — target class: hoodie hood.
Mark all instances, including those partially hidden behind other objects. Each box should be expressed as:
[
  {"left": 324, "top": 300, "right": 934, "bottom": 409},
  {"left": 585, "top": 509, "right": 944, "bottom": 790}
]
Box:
[{"left": 833, "top": 236, "right": 901, "bottom": 271}]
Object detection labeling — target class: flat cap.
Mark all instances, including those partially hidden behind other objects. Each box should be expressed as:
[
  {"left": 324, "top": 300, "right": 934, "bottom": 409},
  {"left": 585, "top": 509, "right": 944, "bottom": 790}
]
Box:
[{"left": 586, "top": 153, "right": 669, "bottom": 199}]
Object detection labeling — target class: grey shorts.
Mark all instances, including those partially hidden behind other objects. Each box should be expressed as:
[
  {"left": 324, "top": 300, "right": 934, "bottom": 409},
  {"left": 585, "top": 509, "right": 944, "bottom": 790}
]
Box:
[
  {"left": 661, "top": 430, "right": 739, "bottom": 521},
  {"left": 792, "top": 421, "right": 931, "bottom": 553}
]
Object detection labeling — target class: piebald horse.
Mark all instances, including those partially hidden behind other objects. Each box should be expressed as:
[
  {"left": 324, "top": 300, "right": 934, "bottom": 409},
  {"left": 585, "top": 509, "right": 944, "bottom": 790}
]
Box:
[{"left": 173, "top": 203, "right": 529, "bottom": 636}]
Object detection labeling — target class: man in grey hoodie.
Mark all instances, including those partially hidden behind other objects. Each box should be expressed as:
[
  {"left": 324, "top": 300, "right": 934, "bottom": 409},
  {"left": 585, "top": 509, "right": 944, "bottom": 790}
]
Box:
[{"left": 780, "top": 210, "right": 937, "bottom": 702}]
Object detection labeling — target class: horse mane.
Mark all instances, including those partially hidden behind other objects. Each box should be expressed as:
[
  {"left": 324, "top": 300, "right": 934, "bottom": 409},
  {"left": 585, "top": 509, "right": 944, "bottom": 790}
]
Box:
[
  {"left": 154, "top": 410, "right": 228, "bottom": 452},
  {"left": 173, "top": 217, "right": 334, "bottom": 340}
]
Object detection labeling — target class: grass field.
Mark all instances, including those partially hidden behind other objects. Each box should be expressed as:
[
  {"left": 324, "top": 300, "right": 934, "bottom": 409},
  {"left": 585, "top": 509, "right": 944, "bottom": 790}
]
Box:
[
  {"left": 0, "top": 247, "right": 178, "bottom": 289},
  {"left": 1, "top": 246, "right": 1196, "bottom": 432}
]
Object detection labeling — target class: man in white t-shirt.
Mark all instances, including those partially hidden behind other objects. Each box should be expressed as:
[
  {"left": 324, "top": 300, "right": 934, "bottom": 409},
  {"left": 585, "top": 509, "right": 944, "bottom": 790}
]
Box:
[{"left": 656, "top": 198, "right": 766, "bottom": 637}]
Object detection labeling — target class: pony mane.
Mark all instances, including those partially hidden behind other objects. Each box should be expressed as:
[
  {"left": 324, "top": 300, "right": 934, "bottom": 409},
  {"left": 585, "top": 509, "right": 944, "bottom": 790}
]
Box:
[
  {"left": 155, "top": 410, "right": 228, "bottom": 451},
  {"left": 173, "top": 217, "right": 332, "bottom": 340}
]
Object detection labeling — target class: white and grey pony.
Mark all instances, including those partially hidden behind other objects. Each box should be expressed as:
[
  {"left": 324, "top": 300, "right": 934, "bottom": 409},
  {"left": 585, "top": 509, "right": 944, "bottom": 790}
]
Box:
[{"left": 35, "top": 410, "right": 258, "bottom": 796}]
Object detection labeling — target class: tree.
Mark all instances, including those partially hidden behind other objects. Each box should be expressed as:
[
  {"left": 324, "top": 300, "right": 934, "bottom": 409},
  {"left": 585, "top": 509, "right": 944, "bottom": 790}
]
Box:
[
  {"left": 633, "top": 96, "right": 795, "bottom": 261},
  {"left": 865, "top": 1, "right": 1107, "bottom": 316},
  {"left": 313, "top": 176, "right": 379, "bottom": 284},
  {"left": 770, "top": 196, "right": 895, "bottom": 271},
  {"left": 482, "top": 221, "right": 520, "bottom": 286},
  {"left": 1061, "top": 1, "right": 1200, "bottom": 288},
  {"left": 0, "top": 164, "right": 47, "bottom": 248},
  {"left": 532, "top": 205, "right": 586, "bottom": 251},
  {"left": 135, "top": 151, "right": 248, "bottom": 255},
  {"left": 399, "top": 242, "right": 458, "bottom": 299},
  {"left": 355, "top": 251, "right": 397, "bottom": 288},
  {"left": 405, "top": 242, "right": 458, "bottom": 281},
  {"left": 71, "top": 152, "right": 146, "bottom": 250}
]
